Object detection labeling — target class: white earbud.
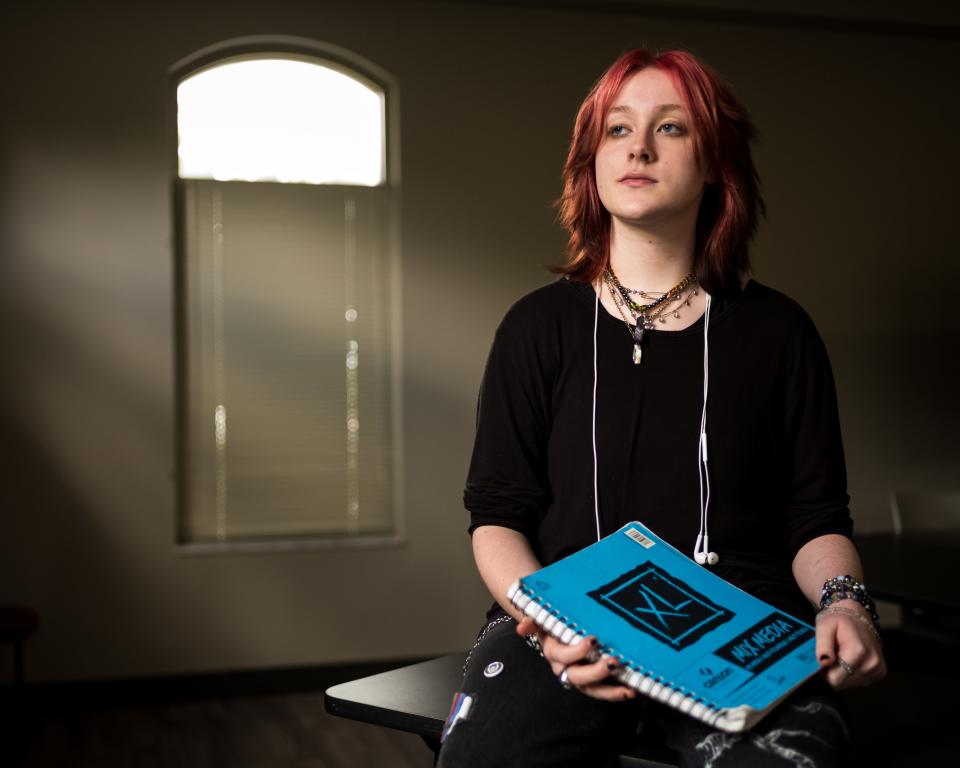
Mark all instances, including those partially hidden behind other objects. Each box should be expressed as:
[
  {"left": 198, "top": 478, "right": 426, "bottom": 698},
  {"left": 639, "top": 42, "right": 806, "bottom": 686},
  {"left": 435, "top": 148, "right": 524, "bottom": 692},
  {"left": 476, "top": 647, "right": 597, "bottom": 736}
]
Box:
[{"left": 693, "top": 533, "right": 719, "bottom": 566}]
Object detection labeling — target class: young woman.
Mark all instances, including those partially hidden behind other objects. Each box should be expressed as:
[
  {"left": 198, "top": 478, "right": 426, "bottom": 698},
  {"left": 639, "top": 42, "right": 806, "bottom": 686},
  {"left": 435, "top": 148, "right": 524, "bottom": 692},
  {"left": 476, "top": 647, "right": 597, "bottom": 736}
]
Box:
[{"left": 437, "top": 49, "right": 885, "bottom": 767}]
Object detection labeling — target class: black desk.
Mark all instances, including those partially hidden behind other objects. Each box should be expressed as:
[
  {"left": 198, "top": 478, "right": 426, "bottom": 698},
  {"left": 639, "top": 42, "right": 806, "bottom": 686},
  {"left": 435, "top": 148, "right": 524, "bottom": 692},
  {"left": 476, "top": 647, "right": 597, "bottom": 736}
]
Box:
[
  {"left": 856, "top": 532, "right": 960, "bottom": 618},
  {"left": 324, "top": 653, "right": 465, "bottom": 744}
]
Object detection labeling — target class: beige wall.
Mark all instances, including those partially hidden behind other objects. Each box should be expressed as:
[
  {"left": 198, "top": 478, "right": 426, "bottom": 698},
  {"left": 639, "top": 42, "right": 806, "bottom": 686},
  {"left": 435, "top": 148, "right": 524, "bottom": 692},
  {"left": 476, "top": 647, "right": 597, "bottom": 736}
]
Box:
[{"left": 1, "top": 0, "right": 957, "bottom": 682}]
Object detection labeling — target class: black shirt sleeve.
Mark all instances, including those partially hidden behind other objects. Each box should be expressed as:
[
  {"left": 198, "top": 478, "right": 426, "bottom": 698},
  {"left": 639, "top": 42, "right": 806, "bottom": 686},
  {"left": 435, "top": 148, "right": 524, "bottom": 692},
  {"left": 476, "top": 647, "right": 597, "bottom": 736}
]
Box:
[
  {"left": 463, "top": 295, "right": 556, "bottom": 543},
  {"left": 779, "top": 308, "right": 853, "bottom": 559}
]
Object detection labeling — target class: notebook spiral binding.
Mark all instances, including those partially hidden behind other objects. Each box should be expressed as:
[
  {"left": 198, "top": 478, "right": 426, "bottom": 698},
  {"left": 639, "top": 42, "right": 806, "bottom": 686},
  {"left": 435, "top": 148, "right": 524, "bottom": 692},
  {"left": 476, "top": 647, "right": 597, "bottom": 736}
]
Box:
[{"left": 507, "top": 580, "right": 723, "bottom": 729}]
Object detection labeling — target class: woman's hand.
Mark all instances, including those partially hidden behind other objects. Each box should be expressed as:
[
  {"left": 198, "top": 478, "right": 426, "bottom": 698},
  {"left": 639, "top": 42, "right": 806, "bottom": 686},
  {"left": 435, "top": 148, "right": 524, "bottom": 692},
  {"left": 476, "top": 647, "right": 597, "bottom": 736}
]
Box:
[
  {"left": 815, "top": 602, "right": 886, "bottom": 690},
  {"left": 792, "top": 536, "right": 887, "bottom": 690},
  {"left": 515, "top": 617, "right": 638, "bottom": 701}
]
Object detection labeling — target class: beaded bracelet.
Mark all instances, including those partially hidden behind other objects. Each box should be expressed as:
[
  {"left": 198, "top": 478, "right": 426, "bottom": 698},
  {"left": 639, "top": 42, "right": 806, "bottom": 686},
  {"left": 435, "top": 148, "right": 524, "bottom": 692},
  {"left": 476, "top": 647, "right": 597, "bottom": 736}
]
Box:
[
  {"left": 816, "top": 605, "right": 883, "bottom": 645},
  {"left": 819, "top": 575, "right": 880, "bottom": 628}
]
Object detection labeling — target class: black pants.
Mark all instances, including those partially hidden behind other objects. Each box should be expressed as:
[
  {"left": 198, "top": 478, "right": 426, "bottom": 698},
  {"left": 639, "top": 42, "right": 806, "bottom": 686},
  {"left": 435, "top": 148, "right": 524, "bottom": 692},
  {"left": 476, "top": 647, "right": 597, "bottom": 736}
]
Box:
[{"left": 437, "top": 616, "right": 850, "bottom": 768}]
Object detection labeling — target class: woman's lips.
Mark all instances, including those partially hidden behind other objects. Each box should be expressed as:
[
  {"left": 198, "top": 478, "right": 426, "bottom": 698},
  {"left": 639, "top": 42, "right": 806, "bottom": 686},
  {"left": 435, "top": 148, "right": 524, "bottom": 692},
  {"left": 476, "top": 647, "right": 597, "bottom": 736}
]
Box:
[{"left": 620, "top": 174, "right": 656, "bottom": 187}]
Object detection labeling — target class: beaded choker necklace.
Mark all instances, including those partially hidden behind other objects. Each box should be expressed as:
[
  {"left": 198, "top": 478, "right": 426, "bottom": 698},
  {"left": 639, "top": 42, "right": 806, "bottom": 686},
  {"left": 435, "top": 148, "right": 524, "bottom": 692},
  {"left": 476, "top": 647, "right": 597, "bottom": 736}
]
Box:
[{"left": 603, "top": 267, "right": 698, "bottom": 365}]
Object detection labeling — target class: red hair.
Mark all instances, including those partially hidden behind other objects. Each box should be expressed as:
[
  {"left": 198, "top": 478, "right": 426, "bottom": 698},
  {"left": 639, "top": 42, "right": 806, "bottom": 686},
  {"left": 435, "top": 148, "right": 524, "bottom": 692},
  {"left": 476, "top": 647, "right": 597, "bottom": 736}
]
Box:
[{"left": 556, "top": 49, "right": 764, "bottom": 293}]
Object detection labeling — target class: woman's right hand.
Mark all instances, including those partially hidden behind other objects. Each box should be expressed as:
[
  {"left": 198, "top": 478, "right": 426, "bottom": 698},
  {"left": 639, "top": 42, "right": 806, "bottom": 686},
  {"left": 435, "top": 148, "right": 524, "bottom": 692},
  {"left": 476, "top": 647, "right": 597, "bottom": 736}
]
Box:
[{"left": 515, "top": 617, "right": 638, "bottom": 701}]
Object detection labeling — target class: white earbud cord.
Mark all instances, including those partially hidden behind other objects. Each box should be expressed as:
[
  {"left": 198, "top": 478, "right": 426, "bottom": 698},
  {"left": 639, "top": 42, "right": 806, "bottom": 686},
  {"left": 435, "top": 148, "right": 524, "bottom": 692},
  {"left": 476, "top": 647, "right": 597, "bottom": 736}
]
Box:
[
  {"left": 592, "top": 282, "right": 714, "bottom": 561},
  {"left": 695, "top": 294, "right": 714, "bottom": 565},
  {"left": 592, "top": 281, "right": 602, "bottom": 543}
]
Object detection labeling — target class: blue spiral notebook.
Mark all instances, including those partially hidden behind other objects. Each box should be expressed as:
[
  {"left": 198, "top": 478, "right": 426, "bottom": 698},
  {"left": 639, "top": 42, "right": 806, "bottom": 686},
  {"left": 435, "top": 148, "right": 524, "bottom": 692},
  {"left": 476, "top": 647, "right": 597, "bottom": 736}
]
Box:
[{"left": 507, "top": 522, "right": 819, "bottom": 732}]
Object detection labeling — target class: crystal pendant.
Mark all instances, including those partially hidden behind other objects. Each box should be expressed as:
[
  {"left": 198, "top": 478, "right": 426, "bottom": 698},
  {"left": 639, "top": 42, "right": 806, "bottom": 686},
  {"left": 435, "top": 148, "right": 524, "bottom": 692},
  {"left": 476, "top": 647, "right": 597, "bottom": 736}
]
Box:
[{"left": 632, "top": 343, "right": 642, "bottom": 365}]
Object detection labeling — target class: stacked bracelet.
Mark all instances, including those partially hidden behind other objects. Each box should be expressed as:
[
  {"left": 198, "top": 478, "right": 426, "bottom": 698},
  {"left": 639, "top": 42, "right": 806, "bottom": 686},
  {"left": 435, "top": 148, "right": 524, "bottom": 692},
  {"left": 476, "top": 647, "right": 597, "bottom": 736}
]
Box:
[
  {"left": 816, "top": 605, "right": 883, "bottom": 644},
  {"left": 819, "top": 575, "right": 880, "bottom": 628}
]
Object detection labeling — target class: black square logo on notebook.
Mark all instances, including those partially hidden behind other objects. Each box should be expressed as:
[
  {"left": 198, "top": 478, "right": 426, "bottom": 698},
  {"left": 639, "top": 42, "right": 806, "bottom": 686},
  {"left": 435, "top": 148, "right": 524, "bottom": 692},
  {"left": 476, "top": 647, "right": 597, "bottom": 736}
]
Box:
[{"left": 588, "top": 562, "right": 733, "bottom": 649}]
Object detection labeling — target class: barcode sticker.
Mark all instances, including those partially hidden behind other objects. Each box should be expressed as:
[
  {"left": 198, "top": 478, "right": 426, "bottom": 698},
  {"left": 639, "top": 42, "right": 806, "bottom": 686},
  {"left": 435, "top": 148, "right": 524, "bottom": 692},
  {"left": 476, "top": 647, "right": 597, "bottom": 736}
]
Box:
[{"left": 625, "top": 527, "right": 655, "bottom": 548}]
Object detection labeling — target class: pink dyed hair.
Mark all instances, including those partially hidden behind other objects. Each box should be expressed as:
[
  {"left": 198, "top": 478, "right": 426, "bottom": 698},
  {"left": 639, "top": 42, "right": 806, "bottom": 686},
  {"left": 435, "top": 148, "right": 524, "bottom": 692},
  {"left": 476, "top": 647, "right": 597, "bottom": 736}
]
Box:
[{"left": 556, "top": 49, "right": 764, "bottom": 292}]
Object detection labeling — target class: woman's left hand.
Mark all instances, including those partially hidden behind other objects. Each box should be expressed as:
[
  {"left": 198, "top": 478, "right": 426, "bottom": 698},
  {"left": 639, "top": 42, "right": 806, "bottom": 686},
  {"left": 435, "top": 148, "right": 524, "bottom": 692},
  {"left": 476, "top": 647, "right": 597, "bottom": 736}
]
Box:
[{"left": 815, "top": 601, "right": 886, "bottom": 690}]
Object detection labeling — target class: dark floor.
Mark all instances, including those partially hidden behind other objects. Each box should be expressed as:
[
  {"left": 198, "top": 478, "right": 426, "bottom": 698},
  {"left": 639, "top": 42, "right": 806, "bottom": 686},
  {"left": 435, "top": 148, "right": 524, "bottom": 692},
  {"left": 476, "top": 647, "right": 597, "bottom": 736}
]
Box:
[{"left": 7, "top": 692, "right": 435, "bottom": 768}]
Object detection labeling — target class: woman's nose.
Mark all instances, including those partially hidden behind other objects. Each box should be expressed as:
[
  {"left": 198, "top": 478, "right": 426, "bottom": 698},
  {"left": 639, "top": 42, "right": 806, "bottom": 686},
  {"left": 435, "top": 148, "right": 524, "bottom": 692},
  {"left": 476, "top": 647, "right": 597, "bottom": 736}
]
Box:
[{"left": 629, "top": 137, "right": 652, "bottom": 162}]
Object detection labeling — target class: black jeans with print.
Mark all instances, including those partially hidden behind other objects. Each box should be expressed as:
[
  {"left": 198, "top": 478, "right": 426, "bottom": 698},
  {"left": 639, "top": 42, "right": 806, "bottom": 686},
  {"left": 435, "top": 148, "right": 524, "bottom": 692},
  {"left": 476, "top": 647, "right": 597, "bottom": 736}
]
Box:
[{"left": 436, "top": 615, "right": 850, "bottom": 768}]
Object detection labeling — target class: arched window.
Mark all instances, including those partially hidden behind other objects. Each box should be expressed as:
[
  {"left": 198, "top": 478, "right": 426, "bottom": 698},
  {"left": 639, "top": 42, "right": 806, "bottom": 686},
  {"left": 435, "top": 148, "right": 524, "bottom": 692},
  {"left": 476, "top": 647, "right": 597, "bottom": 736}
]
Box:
[
  {"left": 171, "top": 39, "right": 401, "bottom": 549},
  {"left": 177, "top": 58, "right": 385, "bottom": 185}
]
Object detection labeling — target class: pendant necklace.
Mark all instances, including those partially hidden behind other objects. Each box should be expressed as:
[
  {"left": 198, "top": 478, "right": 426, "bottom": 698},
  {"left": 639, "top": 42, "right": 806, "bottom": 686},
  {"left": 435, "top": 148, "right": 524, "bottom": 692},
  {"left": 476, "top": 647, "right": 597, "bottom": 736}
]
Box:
[{"left": 603, "top": 267, "right": 698, "bottom": 365}]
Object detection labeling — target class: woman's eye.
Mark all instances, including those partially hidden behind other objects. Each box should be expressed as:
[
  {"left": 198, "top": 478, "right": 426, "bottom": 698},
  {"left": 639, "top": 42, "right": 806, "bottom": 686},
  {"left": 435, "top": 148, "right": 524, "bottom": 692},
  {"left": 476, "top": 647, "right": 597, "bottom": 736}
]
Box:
[
  {"left": 658, "top": 122, "right": 684, "bottom": 135},
  {"left": 608, "top": 124, "right": 629, "bottom": 137}
]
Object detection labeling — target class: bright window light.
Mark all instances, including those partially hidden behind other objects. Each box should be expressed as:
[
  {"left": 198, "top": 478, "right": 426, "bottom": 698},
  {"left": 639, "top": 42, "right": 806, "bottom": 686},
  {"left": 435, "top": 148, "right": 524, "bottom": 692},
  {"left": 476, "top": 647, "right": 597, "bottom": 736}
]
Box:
[{"left": 177, "top": 58, "right": 385, "bottom": 186}]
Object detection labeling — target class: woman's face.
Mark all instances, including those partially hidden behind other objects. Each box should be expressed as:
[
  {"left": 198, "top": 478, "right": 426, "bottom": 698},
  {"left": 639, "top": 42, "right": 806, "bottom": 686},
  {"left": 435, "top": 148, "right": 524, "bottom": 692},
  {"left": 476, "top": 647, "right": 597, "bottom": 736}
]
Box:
[{"left": 594, "top": 67, "right": 709, "bottom": 233}]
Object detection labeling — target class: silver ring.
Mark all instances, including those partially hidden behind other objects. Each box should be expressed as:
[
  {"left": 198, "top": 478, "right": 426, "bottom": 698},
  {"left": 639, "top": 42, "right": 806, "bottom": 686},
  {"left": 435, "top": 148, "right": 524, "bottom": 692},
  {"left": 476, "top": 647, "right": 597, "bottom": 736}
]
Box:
[
  {"left": 836, "top": 656, "right": 855, "bottom": 676},
  {"left": 558, "top": 666, "right": 572, "bottom": 689}
]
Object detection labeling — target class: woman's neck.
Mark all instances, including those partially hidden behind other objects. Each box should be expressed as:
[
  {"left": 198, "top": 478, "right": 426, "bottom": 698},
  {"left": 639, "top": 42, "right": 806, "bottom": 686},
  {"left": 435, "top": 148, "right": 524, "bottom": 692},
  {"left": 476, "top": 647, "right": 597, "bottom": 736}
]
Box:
[{"left": 607, "top": 219, "right": 696, "bottom": 292}]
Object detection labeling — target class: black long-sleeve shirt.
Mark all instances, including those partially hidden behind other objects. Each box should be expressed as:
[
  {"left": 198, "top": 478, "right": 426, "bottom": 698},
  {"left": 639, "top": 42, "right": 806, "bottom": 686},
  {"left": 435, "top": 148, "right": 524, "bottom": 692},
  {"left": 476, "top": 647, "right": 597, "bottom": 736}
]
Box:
[{"left": 464, "top": 277, "right": 852, "bottom": 621}]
